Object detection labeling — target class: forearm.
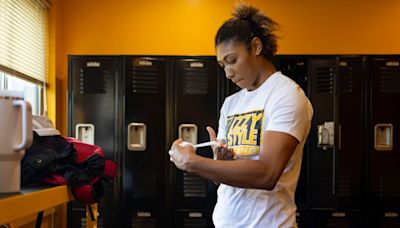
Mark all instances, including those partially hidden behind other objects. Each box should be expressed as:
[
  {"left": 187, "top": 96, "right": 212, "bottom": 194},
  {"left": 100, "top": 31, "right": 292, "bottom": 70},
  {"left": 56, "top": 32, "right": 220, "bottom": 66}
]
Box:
[{"left": 187, "top": 155, "right": 278, "bottom": 190}]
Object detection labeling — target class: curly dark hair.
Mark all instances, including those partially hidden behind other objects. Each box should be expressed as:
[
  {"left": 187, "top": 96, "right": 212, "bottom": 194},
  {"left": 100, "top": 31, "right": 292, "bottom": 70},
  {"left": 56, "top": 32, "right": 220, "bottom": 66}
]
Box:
[{"left": 215, "top": 4, "right": 279, "bottom": 62}]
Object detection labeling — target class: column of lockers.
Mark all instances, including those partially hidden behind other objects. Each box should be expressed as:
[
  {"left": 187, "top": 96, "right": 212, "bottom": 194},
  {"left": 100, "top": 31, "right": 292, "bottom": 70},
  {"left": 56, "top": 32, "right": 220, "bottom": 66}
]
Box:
[
  {"left": 68, "top": 56, "right": 122, "bottom": 228},
  {"left": 69, "top": 55, "right": 224, "bottom": 228},
  {"left": 122, "top": 56, "right": 169, "bottom": 227},
  {"left": 366, "top": 56, "right": 400, "bottom": 227},
  {"left": 307, "top": 56, "right": 365, "bottom": 227},
  {"left": 169, "top": 57, "right": 224, "bottom": 228}
]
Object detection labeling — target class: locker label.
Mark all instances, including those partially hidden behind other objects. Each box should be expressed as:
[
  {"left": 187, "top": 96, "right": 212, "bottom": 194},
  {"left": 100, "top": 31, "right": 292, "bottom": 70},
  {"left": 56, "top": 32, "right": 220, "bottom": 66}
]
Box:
[
  {"left": 384, "top": 212, "right": 398, "bottom": 218},
  {"left": 386, "top": 61, "right": 399, "bottom": 67},
  {"left": 137, "top": 212, "right": 151, "bottom": 217},
  {"left": 86, "top": 61, "right": 100, "bottom": 67},
  {"left": 138, "top": 60, "right": 153, "bottom": 66},
  {"left": 332, "top": 212, "right": 346, "bottom": 217},
  {"left": 190, "top": 62, "right": 204, "bottom": 68},
  {"left": 189, "top": 212, "right": 203, "bottom": 218}
]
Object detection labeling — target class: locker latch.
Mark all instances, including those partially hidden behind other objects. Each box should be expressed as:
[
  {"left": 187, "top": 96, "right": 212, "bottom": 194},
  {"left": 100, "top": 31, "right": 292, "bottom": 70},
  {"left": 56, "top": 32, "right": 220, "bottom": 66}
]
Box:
[
  {"left": 75, "top": 123, "right": 95, "bottom": 145},
  {"left": 317, "top": 121, "right": 334, "bottom": 150},
  {"left": 127, "top": 123, "right": 147, "bottom": 151},
  {"left": 178, "top": 124, "right": 198, "bottom": 144},
  {"left": 374, "top": 123, "right": 393, "bottom": 151}
]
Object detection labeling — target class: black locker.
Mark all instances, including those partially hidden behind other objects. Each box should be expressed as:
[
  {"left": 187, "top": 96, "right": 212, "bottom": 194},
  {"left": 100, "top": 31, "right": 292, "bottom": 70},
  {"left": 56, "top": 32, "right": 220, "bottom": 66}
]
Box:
[
  {"left": 308, "top": 57, "right": 337, "bottom": 208},
  {"left": 336, "top": 56, "right": 364, "bottom": 209},
  {"left": 308, "top": 56, "right": 365, "bottom": 210},
  {"left": 367, "top": 56, "right": 400, "bottom": 210},
  {"left": 277, "top": 55, "right": 310, "bottom": 210},
  {"left": 123, "top": 56, "right": 169, "bottom": 227},
  {"left": 68, "top": 56, "right": 121, "bottom": 227},
  {"left": 171, "top": 57, "right": 222, "bottom": 227}
]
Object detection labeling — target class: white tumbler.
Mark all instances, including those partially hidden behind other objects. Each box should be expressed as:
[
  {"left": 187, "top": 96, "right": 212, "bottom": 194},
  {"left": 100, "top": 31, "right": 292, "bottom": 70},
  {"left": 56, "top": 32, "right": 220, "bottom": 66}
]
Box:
[{"left": 0, "top": 90, "right": 32, "bottom": 193}]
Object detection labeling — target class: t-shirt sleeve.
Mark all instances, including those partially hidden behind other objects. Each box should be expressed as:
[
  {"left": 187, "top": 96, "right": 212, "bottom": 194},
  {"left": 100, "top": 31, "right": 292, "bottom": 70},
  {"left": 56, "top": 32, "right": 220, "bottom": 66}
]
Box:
[
  {"left": 266, "top": 86, "right": 313, "bottom": 142},
  {"left": 217, "top": 98, "right": 229, "bottom": 140}
]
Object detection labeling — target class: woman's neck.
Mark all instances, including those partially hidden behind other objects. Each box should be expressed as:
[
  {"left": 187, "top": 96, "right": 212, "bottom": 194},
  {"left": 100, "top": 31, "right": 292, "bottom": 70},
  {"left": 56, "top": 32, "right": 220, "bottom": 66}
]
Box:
[{"left": 249, "top": 60, "right": 277, "bottom": 91}]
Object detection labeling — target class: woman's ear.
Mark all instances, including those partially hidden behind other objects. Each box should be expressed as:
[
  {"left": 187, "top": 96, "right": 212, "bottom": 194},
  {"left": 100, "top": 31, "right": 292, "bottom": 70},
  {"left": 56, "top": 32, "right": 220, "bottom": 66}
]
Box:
[{"left": 251, "top": 37, "right": 263, "bottom": 56}]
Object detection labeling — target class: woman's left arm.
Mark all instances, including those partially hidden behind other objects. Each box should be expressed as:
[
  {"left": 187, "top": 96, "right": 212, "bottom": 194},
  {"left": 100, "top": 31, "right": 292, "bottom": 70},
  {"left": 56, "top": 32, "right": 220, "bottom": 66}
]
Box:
[{"left": 169, "top": 131, "right": 298, "bottom": 190}]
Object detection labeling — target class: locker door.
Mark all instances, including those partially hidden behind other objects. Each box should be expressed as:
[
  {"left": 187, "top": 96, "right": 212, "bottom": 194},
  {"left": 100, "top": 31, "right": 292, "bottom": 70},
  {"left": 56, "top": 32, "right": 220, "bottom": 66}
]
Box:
[
  {"left": 308, "top": 57, "right": 338, "bottom": 208},
  {"left": 172, "top": 57, "right": 221, "bottom": 227},
  {"left": 336, "top": 57, "right": 364, "bottom": 209},
  {"left": 368, "top": 56, "right": 400, "bottom": 210},
  {"left": 277, "top": 55, "right": 310, "bottom": 210},
  {"left": 68, "top": 56, "right": 121, "bottom": 227},
  {"left": 123, "top": 56, "right": 168, "bottom": 227}
]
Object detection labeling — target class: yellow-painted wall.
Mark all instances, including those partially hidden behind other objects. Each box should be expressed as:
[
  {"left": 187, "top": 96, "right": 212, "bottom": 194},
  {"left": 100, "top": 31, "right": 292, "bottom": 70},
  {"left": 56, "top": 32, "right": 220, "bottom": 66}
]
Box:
[{"left": 53, "top": 0, "right": 400, "bottom": 134}]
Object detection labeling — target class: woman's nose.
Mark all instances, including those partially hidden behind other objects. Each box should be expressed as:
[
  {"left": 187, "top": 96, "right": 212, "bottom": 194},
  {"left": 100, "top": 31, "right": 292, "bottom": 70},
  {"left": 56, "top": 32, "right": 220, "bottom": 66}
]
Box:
[{"left": 224, "top": 67, "right": 234, "bottom": 79}]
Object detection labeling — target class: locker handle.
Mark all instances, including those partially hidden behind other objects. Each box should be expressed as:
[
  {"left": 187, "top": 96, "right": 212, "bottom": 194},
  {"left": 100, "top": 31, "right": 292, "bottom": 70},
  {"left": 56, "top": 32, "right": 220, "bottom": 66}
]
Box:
[
  {"left": 76, "top": 123, "right": 95, "bottom": 145},
  {"left": 374, "top": 124, "right": 393, "bottom": 151},
  {"left": 317, "top": 122, "right": 334, "bottom": 150},
  {"left": 127, "top": 123, "right": 147, "bottom": 151},
  {"left": 178, "top": 124, "right": 198, "bottom": 144}
]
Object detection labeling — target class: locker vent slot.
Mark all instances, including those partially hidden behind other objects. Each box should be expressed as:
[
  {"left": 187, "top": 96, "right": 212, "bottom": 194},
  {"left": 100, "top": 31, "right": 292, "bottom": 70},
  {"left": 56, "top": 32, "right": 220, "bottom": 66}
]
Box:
[
  {"left": 339, "top": 67, "right": 353, "bottom": 93},
  {"left": 337, "top": 172, "right": 352, "bottom": 197},
  {"left": 380, "top": 67, "right": 400, "bottom": 93},
  {"left": 183, "top": 218, "right": 207, "bottom": 227},
  {"left": 183, "top": 69, "right": 209, "bottom": 95},
  {"left": 80, "top": 68, "right": 107, "bottom": 94},
  {"left": 183, "top": 172, "right": 207, "bottom": 197},
  {"left": 310, "top": 173, "right": 333, "bottom": 204},
  {"left": 131, "top": 218, "right": 157, "bottom": 228},
  {"left": 315, "top": 67, "right": 334, "bottom": 94},
  {"left": 379, "top": 172, "right": 400, "bottom": 197},
  {"left": 132, "top": 172, "right": 157, "bottom": 198},
  {"left": 326, "top": 217, "right": 350, "bottom": 228},
  {"left": 131, "top": 68, "right": 160, "bottom": 94}
]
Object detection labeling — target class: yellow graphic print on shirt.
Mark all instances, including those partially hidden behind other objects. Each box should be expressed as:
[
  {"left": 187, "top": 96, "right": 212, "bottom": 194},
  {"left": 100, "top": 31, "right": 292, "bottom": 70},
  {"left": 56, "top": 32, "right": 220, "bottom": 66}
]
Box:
[{"left": 226, "top": 110, "right": 264, "bottom": 158}]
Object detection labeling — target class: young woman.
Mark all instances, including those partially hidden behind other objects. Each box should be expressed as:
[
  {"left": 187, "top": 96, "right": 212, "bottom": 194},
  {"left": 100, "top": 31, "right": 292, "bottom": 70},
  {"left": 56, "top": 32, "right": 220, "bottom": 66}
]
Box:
[{"left": 169, "top": 4, "right": 313, "bottom": 227}]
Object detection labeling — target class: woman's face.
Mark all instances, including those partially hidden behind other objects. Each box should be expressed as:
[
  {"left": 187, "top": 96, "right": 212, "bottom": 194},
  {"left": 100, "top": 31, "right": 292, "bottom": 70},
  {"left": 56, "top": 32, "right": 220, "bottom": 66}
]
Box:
[{"left": 216, "top": 40, "right": 259, "bottom": 90}]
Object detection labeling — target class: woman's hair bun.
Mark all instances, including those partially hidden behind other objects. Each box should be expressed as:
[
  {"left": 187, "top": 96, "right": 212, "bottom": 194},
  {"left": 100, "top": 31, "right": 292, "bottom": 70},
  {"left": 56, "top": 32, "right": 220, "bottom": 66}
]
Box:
[
  {"left": 232, "top": 3, "right": 278, "bottom": 35},
  {"left": 232, "top": 4, "right": 260, "bottom": 22}
]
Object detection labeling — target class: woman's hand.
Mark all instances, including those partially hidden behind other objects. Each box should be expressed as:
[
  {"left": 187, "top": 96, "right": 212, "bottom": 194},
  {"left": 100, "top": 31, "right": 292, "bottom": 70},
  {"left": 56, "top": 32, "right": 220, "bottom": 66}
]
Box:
[
  {"left": 168, "top": 139, "right": 197, "bottom": 171},
  {"left": 206, "top": 126, "right": 234, "bottom": 160}
]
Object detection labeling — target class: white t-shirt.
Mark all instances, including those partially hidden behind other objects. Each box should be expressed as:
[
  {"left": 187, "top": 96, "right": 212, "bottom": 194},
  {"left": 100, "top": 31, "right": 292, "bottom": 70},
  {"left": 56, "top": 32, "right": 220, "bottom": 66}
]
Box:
[{"left": 213, "top": 71, "right": 313, "bottom": 228}]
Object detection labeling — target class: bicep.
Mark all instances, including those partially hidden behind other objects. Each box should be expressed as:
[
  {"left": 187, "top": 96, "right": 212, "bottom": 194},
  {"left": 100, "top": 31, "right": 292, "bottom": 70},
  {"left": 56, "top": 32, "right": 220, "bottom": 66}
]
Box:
[{"left": 259, "top": 130, "right": 299, "bottom": 183}]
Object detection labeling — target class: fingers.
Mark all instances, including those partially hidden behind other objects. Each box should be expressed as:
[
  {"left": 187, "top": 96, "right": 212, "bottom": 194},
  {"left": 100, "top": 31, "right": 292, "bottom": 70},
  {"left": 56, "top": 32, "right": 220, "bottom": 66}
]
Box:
[
  {"left": 172, "top": 139, "right": 183, "bottom": 149},
  {"left": 206, "top": 126, "right": 217, "bottom": 141}
]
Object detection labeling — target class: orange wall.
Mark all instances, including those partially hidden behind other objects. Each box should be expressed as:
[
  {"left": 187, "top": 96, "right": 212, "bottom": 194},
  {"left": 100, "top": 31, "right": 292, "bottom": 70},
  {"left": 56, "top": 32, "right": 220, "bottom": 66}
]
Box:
[{"left": 53, "top": 0, "right": 400, "bottom": 133}]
